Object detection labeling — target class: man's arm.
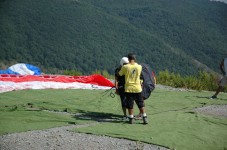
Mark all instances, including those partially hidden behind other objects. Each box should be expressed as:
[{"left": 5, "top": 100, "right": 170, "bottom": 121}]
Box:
[{"left": 220, "top": 59, "right": 225, "bottom": 75}]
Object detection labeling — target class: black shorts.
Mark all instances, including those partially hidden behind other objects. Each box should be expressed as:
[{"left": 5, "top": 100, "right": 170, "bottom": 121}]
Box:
[
  {"left": 117, "top": 88, "right": 127, "bottom": 107},
  {"left": 125, "top": 92, "right": 144, "bottom": 109}
]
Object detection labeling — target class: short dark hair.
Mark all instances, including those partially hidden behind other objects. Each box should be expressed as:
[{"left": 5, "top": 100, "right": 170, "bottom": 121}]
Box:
[{"left": 128, "top": 53, "right": 136, "bottom": 61}]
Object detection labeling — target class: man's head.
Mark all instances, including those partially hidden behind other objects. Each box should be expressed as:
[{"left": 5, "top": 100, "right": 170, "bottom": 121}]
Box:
[
  {"left": 120, "top": 57, "right": 129, "bottom": 66},
  {"left": 127, "top": 53, "right": 136, "bottom": 61}
]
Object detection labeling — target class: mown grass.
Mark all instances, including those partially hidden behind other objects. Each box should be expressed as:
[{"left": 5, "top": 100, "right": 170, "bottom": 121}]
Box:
[
  {"left": 0, "top": 88, "right": 227, "bottom": 150},
  {"left": 0, "top": 89, "right": 122, "bottom": 135}
]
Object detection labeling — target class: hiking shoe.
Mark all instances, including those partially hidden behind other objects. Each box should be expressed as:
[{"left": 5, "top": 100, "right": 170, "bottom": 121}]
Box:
[
  {"left": 129, "top": 117, "right": 134, "bottom": 124},
  {"left": 143, "top": 116, "right": 148, "bottom": 124},
  {"left": 210, "top": 95, "right": 217, "bottom": 99}
]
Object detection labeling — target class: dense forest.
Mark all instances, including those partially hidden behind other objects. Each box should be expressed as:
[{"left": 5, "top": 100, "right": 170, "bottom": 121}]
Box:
[{"left": 0, "top": 0, "right": 226, "bottom": 75}]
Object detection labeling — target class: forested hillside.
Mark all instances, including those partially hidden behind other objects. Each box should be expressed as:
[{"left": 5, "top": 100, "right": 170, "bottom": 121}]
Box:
[{"left": 0, "top": 0, "right": 226, "bottom": 75}]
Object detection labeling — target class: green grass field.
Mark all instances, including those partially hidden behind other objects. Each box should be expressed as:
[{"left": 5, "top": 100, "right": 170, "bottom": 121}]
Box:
[{"left": 0, "top": 88, "right": 227, "bottom": 150}]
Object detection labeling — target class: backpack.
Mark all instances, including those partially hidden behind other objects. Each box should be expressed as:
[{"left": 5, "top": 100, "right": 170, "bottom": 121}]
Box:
[{"left": 141, "top": 63, "right": 156, "bottom": 100}]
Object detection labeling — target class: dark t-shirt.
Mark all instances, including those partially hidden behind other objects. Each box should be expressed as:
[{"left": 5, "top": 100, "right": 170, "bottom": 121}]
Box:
[{"left": 115, "top": 66, "right": 125, "bottom": 90}]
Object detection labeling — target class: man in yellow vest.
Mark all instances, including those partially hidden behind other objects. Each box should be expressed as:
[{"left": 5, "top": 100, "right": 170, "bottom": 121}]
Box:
[{"left": 119, "top": 53, "right": 148, "bottom": 124}]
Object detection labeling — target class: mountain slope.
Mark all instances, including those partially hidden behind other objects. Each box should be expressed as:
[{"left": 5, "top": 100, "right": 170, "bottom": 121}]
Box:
[
  {"left": 0, "top": 0, "right": 226, "bottom": 75},
  {"left": 86, "top": 0, "right": 227, "bottom": 72}
]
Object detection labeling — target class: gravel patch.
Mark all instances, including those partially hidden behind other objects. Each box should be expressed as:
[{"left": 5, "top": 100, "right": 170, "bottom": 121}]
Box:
[
  {"left": 194, "top": 104, "right": 227, "bottom": 118},
  {"left": 0, "top": 123, "right": 169, "bottom": 150}
]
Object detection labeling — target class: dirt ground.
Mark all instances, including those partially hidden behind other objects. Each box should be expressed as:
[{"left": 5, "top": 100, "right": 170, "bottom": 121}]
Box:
[
  {"left": 0, "top": 123, "right": 169, "bottom": 150},
  {"left": 194, "top": 104, "right": 227, "bottom": 118}
]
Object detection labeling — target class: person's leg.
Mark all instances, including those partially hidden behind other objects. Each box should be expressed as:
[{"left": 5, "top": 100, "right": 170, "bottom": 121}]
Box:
[
  {"left": 139, "top": 107, "right": 145, "bottom": 114},
  {"left": 128, "top": 109, "right": 134, "bottom": 124},
  {"left": 128, "top": 108, "right": 134, "bottom": 118},
  {"left": 211, "top": 77, "right": 226, "bottom": 99},
  {"left": 213, "top": 86, "right": 223, "bottom": 97},
  {"left": 138, "top": 108, "right": 148, "bottom": 124},
  {"left": 125, "top": 93, "right": 134, "bottom": 124},
  {"left": 134, "top": 100, "right": 143, "bottom": 119},
  {"left": 122, "top": 107, "right": 127, "bottom": 116},
  {"left": 135, "top": 93, "right": 148, "bottom": 124},
  {"left": 119, "top": 90, "right": 127, "bottom": 117},
  {"left": 137, "top": 98, "right": 145, "bottom": 119}
]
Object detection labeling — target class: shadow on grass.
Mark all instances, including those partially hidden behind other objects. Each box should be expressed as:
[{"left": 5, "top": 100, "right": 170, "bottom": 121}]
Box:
[
  {"left": 195, "top": 96, "right": 210, "bottom": 99},
  {"left": 72, "top": 110, "right": 153, "bottom": 125},
  {"left": 195, "top": 96, "right": 227, "bottom": 101},
  {"left": 73, "top": 109, "right": 124, "bottom": 123}
]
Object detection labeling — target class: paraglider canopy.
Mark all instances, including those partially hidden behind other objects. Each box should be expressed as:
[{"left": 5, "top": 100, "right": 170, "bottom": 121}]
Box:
[
  {"left": 0, "top": 64, "right": 115, "bottom": 93},
  {"left": 0, "top": 63, "right": 41, "bottom": 75}
]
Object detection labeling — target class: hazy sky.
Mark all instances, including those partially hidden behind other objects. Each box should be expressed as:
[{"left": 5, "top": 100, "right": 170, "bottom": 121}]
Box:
[{"left": 210, "top": 0, "right": 227, "bottom": 4}]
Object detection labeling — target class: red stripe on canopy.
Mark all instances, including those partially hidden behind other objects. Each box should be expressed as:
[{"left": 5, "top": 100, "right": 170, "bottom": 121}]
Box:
[{"left": 0, "top": 74, "right": 114, "bottom": 87}]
